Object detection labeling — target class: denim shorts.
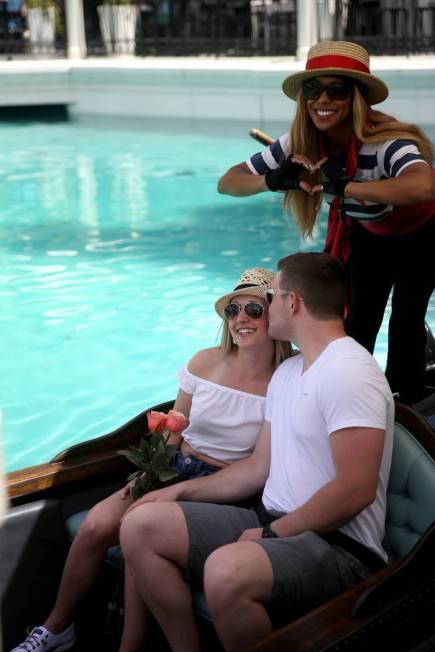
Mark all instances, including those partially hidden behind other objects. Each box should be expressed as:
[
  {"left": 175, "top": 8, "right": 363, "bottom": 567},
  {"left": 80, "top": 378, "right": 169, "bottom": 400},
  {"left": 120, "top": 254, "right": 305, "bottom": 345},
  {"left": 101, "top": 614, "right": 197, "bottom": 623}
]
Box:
[{"left": 170, "top": 450, "right": 220, "bottom": 480}]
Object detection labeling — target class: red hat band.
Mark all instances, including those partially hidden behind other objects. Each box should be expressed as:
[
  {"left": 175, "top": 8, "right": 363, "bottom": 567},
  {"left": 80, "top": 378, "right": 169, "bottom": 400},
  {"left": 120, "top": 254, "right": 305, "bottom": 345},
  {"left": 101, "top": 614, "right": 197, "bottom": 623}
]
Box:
[{"left": 306, "top": 54, "right": 370, "bottom": 75}]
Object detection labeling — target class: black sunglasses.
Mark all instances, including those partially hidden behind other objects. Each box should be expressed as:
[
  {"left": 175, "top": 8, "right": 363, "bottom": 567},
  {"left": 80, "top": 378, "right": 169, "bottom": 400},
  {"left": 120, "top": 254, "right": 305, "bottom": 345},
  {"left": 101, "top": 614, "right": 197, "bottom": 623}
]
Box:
[
  {"left": 266, "top": 288, "right": 290, "bottom": 304},
  {"left": 302, "top": 79, "right": 353, "bottom": 101},
  {"left": 224, "top": 302, "right": 265, "bottom": 321}
]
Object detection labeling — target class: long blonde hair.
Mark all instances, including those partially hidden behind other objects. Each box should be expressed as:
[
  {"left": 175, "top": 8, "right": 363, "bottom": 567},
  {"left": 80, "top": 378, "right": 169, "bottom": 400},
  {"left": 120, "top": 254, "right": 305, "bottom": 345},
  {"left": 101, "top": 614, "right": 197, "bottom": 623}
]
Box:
[{"left": 285, "top": 85, "right": 435, "bottom": 237}]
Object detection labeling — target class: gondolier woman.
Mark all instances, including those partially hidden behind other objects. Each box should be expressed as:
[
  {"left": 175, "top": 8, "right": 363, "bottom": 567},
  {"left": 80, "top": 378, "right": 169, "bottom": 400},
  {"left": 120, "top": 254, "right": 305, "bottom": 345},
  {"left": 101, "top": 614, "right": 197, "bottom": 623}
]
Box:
[{"left": 218, "top": 40, "right": 435, "bottom": 404}]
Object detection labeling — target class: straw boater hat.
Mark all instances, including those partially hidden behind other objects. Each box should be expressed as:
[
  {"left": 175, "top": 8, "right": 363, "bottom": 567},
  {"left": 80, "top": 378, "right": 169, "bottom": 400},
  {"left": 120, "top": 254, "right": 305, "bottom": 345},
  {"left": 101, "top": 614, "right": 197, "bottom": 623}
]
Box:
[
  {"left": 215, "top": 268, "right": 274, "bottom": 319},
  {"left": 282, "top": 41, "right": 389, "bottom": 106}
]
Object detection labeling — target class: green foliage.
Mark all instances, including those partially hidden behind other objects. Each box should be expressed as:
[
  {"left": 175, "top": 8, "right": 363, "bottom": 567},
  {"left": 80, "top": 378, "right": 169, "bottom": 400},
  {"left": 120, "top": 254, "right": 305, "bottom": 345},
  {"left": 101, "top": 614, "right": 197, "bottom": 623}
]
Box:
[
  {"left": 118, "top": 430, "right": 180, "bottom": 502},
  {"left": 27, "top": 0, "right": 54, "bottom": 8}
]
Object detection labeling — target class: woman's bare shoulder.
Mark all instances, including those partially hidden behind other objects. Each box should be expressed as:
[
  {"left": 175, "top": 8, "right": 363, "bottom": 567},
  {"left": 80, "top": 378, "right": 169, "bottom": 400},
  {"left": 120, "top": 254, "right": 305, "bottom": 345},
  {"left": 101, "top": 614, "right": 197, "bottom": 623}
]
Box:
[{"left": 187, "top": 347, "right": 223, "bottom": 377}]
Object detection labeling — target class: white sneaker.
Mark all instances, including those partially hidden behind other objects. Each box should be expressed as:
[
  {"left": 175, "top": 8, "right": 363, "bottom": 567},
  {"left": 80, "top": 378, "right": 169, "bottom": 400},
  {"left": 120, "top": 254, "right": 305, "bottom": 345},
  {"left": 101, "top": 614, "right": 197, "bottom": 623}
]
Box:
[{"left": 10, "top": 624, "right": 75, "bottom": 652}]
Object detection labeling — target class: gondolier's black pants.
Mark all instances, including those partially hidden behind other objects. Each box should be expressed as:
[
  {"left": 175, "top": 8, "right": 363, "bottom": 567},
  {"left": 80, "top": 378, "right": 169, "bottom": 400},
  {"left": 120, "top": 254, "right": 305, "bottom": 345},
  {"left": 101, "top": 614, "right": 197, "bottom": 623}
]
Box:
[{"left": 345, "top": 217, "right": 435, "bottom": 403}]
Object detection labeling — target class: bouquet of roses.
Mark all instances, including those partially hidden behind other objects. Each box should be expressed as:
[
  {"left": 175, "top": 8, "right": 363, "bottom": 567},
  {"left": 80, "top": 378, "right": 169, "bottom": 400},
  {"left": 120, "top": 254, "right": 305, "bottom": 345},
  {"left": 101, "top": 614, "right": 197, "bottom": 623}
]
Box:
[{"left": 118, "top": 409, "right": 188, "bottom": 501}]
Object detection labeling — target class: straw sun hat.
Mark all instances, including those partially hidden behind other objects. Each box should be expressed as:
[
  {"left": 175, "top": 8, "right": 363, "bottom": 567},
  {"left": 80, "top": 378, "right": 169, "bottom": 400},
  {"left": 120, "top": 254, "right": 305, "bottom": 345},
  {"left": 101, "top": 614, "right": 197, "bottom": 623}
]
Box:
[
  {"left": 215, "top": 268, "right": 274, "bottom": 319},
  {"left": 282, "top": 41, "right": 389, "bottom": 106}
]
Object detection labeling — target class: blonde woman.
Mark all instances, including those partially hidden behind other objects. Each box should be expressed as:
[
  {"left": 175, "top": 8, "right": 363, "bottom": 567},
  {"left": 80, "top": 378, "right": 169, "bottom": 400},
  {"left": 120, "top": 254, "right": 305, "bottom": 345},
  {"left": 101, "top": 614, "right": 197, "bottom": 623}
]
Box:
[
  {"left": 219, "top": 41, "right": 435, "bottom": 405},
  {"left": 11, "top": 268, "right": 291, "bottom": 652}
]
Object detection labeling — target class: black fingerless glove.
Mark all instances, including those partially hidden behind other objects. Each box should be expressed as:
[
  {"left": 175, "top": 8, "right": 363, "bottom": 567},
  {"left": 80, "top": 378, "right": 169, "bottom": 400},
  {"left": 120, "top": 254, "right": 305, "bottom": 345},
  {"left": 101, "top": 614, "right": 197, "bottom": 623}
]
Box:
[
  {"left": 321, "top": 159, "right": 351, "bottom": 197},
  {"left": 265, "top": 157, "right": 303, "bottom": 192}
]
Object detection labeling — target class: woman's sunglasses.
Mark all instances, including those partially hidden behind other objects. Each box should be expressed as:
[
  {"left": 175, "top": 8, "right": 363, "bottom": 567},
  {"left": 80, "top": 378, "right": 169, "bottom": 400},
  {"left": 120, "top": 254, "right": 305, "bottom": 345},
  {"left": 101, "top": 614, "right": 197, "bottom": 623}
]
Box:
[
  {"left": 302, "top": 79, "right": 353, "bottom": 101},
  {"left": 224, "top": 302, "right": 265, "bottom": 321}
]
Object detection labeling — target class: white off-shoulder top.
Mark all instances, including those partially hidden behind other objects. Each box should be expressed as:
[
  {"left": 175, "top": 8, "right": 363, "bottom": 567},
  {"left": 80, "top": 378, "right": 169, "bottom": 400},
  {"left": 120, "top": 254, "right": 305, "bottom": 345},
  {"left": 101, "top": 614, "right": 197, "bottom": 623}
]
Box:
[{"left": 176, "top": 364, "right": 266, "bottom": 463}]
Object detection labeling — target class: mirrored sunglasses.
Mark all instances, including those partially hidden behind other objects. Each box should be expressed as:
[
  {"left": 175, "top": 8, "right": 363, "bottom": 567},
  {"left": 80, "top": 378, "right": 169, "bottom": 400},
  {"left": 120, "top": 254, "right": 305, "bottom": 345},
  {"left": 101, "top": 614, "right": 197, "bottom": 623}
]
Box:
[
  {"left": 302, "top": 79, "right": 353, "bottom": 101},
  {"left": 223, "top": 302, "right": 265, "bottom": 321}
]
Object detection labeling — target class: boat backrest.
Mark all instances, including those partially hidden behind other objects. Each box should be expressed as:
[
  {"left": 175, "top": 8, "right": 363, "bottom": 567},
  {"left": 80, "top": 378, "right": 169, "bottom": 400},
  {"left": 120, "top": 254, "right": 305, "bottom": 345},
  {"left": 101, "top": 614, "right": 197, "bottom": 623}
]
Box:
[{"left": 383, "top": 417, "right": 435, "bottom": 561}]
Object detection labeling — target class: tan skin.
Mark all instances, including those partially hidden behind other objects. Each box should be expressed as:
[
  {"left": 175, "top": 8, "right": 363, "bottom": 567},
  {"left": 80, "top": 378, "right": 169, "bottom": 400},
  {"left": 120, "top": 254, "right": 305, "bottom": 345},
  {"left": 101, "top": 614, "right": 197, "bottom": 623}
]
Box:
[
  {"left": 36, "top": 292, "right": 276, "bottom": 647},
  {"left": 217, "top": 75, "right": 434, "bottom": 204},
  {"left": 117, "top": 294, "right": 277, "bottom": 652},
  {"left": 119, "top": 271, "right": 386, "bottom": 652}
]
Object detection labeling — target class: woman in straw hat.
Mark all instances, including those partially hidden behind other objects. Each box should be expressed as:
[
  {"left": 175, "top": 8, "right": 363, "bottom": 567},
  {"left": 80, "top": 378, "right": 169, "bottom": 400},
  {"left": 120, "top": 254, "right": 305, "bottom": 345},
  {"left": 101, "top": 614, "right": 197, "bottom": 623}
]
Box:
[
  {"left": 219, "top": 40, "right": 434, "bottom": 405},
  {"left": 11, "top": 268, "right": 291, "bottom": 652}
]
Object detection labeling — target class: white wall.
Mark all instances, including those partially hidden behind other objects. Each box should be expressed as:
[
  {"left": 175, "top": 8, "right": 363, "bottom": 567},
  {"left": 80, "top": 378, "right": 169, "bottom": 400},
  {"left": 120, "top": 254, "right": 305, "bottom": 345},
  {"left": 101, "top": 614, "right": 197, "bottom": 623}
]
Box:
[{"left": 1, "top": 58, "right": 435, "bottom": 126}]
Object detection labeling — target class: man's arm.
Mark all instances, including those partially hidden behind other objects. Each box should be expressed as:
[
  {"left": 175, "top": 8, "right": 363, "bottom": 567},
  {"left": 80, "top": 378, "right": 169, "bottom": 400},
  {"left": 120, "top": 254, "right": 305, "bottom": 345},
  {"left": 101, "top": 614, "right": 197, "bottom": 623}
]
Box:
[
  {"left": 240, "top": 425, "right": 385, "bottom": 541},
  {"left": 124, "top": 421, "right": 272, "bottom": 517}
]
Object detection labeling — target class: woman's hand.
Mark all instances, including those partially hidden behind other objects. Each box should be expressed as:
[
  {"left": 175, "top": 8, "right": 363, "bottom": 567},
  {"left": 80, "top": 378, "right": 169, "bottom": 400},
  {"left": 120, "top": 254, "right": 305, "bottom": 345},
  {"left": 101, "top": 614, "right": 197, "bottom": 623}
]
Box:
[
  {"left": 265, "top": 156, "right": 306, "bottom": 191},
  {"left": 120, "top": 482, "right": 132, "bottom": 500},
  {"left": 317, "top": 159, "right": 352, "bottom": 197}
]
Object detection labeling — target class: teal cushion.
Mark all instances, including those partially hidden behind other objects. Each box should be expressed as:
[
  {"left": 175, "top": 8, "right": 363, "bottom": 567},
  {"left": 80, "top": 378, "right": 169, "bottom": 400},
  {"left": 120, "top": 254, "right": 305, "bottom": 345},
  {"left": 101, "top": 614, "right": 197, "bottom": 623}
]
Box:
[{"left": 383, "top": 423, "right": 435, "bottom": 560}]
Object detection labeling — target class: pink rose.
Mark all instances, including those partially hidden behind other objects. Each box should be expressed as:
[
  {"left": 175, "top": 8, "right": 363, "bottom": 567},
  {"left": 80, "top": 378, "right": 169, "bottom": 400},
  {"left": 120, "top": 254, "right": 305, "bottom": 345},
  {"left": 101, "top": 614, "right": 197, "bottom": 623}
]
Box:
[
  {"left": 166, "top": 409, "right": 188, "bottom": 434},
  {"left": 147, "top": 411, "right": 168, "bottom": 433}
]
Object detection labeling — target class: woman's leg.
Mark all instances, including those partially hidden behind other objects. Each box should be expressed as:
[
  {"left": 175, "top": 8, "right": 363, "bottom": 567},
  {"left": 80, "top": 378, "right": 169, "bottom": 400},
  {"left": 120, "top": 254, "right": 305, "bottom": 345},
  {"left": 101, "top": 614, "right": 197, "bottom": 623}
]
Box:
[
  {"left": 44, "top": 487, "right": 131, "bottom": 633},
  {"left": 119, "top": 502, "right": 202, "bottom": 652},
  {"left": 345, "top": 222, "right": 394, "bottom": 353},
  {"left": 385, "top": 218, "right": 435, "bottom": 400},
  {"left": 118, "top": 565, "right": 152, "bottom": 652}
]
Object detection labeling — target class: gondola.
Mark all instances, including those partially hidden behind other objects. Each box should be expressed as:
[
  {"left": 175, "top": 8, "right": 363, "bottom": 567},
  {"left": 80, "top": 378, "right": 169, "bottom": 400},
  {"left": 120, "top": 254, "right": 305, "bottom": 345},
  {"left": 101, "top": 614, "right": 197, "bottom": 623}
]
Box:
[
  {"left": 2, "top": 129, "right": 435, "bottom": 651},
  {"left": 3, "top": 383, "right": 435, "bottom": 651}
]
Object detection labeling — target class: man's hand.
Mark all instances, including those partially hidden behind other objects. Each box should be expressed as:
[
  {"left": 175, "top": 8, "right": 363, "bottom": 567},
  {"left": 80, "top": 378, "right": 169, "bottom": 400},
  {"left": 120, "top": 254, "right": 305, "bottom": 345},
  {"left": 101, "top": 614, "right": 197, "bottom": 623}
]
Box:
[
  {"left": 121, "top": 483, "right": 184, "bottom": 520},
  {"left": 238, "top": 527, "right": 263, "bottom": 542},
  {"left": 265, "top": 156, "right": 305, "bottom": 192}
]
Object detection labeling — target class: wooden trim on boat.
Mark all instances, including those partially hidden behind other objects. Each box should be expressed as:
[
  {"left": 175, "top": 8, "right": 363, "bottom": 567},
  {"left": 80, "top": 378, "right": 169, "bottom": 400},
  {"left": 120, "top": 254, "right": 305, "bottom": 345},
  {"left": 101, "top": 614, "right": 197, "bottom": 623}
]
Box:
[
  {"left": 394, "top": 401, "right": 435, "bottom": 456},
  {"left": 6, "top": 400, "right": 175, "bottom": 502},
  {"left": 249, "top": 524, "right": 435, "bottom": 651}
]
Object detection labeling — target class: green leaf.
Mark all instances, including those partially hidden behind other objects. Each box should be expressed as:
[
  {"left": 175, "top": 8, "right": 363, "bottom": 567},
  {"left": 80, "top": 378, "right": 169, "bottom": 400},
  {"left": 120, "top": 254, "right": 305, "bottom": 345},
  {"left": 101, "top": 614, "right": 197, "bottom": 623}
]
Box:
[
  {"left": 158, "top": 468, "right": 180, "bottom": 483},
  {"left": 127, "top": 470, "right": 141, "bottom": 482},
  {"left": 165, "top": 444, "right": 179, "bottom": 461},
  {"left": 151, "top": 432, "right": 164, "bottom": 449},
  {"left": 158, "top": 439, "right": 166, "bottom": 455},
  {"left": 131, "top": 482, "right": 144, "bottom": 502},
  {"left": 151, "top": 452, "right": 170, "bottom": 475},
  {"left": 118, "top": 449, "right": 146, "bottom": 467}
]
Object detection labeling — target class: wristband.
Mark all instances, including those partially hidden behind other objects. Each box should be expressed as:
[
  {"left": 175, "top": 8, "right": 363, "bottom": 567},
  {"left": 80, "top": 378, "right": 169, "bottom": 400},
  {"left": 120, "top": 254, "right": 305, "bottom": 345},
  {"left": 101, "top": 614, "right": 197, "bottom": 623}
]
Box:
[{"left": 261, "top": 523, "right": 278, "bottom": 538}]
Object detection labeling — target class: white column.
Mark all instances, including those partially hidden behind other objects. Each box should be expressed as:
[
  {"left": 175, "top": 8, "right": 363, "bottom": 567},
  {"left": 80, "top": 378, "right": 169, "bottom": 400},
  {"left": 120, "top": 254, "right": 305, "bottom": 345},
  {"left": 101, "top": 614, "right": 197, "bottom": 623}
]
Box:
[
  {"left": 65, "top": 0, "right": 87, "bottom": 59},
  {"left": 296, "top": 0, "right": 317, "bottom": 61}
]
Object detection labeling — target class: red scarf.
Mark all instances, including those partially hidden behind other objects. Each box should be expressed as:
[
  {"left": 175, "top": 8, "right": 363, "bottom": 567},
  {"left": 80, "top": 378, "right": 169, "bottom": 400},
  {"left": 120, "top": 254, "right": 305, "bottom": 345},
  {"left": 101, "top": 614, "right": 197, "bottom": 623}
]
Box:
[
  {"left": 322, "top": 138, "right": 435, "bottom": 261},
  {"left": 322, "top": 135, "right": 360, "bottom": 264}
]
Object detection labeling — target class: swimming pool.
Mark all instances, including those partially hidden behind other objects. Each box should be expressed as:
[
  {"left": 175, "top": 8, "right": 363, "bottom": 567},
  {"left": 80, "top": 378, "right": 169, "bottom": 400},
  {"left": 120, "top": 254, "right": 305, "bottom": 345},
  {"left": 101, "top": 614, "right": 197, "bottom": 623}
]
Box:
[{"left": 2, "top": 116, "right": 434, "bottom": 472}]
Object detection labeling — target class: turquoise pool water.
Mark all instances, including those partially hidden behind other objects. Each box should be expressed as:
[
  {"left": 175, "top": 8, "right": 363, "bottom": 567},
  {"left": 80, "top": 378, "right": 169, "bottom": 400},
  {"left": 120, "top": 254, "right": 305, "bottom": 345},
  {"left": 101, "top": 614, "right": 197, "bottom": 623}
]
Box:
[{"left": 2, "top": 116, "right": 434, "bottom": 472}]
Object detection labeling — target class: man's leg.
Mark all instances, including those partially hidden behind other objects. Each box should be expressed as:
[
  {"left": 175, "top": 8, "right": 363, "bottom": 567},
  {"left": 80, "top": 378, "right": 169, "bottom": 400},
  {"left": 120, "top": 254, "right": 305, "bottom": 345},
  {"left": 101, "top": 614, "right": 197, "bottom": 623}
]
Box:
[
  {"left": 205, "top": 532, "right": 372, "bottom": 652},
  {"left": 204, "top": 542, "right": 274, "bottom": 652},
  {"left": 45, "top": 487, "right": 131, "bottom": 633},
  {"left": 119, "top": 502, "right": 201, "bottom": 652}
]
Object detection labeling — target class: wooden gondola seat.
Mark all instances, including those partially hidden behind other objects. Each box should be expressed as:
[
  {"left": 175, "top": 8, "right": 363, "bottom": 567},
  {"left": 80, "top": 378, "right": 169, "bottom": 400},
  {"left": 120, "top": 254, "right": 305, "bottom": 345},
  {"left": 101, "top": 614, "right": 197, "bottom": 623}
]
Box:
[{"left": 64, "top": 405, "right": 435, "bottom": 621}]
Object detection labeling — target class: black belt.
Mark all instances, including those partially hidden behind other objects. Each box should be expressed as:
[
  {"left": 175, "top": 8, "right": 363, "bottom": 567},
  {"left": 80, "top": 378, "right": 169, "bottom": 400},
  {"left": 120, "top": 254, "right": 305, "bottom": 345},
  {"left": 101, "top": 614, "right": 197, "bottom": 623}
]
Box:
[
  {"left": 253, "top": 501, "right": 386, "bottom": 574},
  {"left": 321, "top": 530, "right": 387, "bottom": 574}
]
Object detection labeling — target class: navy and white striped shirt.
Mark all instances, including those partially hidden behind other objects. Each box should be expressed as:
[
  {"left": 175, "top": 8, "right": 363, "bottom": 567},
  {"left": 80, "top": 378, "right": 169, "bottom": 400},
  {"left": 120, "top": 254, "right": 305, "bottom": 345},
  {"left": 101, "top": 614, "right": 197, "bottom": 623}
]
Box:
[{"left": 246, "top": 132, "right": 428, "bottom": 223}]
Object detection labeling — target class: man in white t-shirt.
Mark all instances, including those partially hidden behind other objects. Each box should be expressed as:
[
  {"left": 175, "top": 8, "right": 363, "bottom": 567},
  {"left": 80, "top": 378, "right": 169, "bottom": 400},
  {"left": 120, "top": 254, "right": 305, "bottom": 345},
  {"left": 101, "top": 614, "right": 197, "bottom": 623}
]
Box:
[{"left": 119, "top": 252, "right": 394, "bottom": 652}]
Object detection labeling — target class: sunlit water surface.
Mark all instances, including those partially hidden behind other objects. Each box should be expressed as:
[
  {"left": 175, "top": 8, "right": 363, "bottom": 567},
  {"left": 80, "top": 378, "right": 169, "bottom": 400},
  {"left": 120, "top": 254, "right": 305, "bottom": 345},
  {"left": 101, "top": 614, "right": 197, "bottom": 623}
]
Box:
[{"left": 1, "top": 116, "right": 434, "bottom": 471}]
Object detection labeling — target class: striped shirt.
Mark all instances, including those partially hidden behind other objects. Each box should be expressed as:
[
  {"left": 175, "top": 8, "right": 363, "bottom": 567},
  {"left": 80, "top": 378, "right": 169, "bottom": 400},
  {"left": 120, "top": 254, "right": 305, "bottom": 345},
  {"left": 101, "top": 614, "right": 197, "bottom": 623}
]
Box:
[{"left": 246, "top": 132, "right": 430, "bottom": 223}]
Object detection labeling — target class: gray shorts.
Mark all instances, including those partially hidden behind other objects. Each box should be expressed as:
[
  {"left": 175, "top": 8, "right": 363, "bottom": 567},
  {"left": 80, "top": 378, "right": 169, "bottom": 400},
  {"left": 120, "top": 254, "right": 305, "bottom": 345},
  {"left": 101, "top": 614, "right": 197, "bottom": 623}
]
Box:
[{"left": 178, "top": 501, "right": 371, "bottom": 625}]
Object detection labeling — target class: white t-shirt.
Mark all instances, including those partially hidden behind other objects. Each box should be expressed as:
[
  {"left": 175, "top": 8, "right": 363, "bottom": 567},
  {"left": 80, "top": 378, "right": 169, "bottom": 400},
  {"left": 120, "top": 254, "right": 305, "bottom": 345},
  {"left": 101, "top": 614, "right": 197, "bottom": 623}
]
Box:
[
  {"left": 176, "top": 365, "right": 266, "bottom": 463},
  {"left": 262, "top": 337, "right": 394, "bottom": 561}
]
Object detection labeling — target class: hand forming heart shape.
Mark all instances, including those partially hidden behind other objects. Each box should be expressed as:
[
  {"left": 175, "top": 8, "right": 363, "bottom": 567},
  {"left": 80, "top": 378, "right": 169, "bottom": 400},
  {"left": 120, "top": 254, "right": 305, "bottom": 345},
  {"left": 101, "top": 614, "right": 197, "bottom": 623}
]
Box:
[{"left": 291, "top": 154, "right": 327, "bottom": 195}]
